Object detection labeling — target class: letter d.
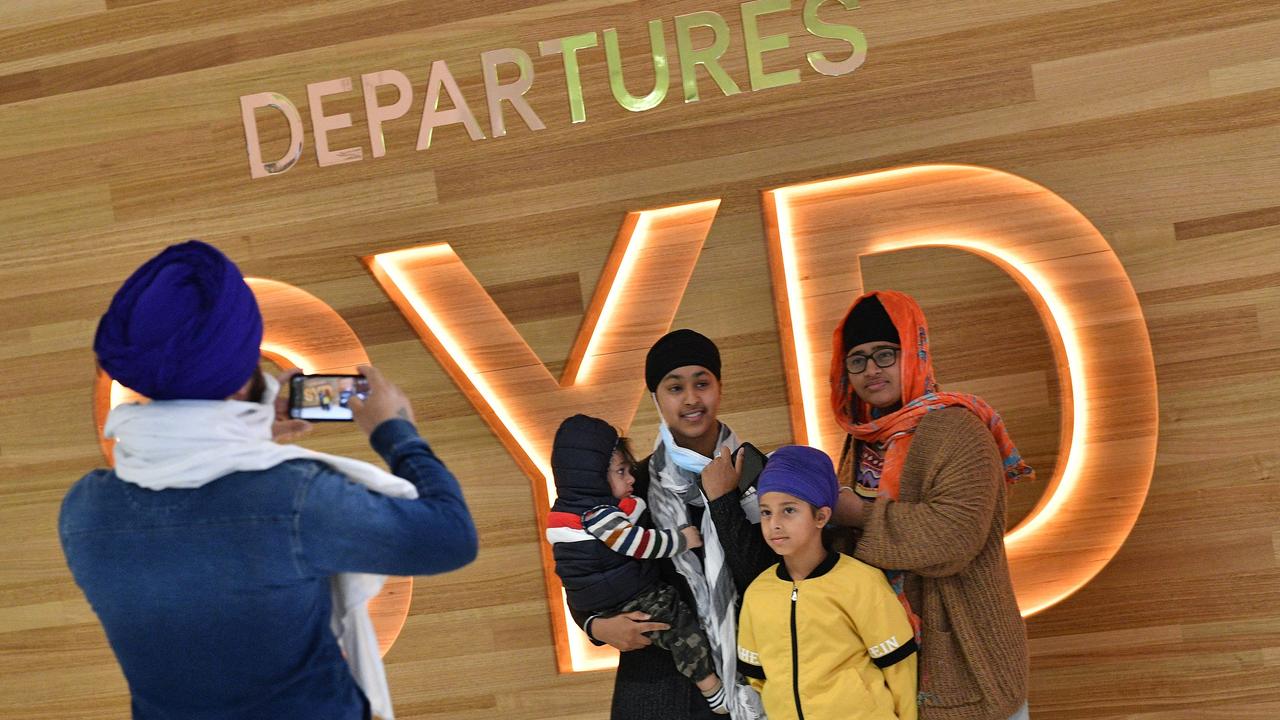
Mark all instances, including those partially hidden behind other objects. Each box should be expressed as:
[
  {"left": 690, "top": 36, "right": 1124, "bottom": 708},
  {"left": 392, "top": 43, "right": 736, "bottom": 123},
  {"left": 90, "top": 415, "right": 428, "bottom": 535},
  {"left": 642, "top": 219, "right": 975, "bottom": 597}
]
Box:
[{"left": 239, "top": 92, "right": 305, "bottom": 179}]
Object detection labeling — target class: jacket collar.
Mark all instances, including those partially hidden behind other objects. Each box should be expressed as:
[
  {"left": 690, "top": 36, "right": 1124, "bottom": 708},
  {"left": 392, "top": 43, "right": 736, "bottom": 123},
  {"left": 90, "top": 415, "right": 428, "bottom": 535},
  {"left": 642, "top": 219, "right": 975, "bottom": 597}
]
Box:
[{"left": 775, "top": 550, "right": 840, "bottom": 582}]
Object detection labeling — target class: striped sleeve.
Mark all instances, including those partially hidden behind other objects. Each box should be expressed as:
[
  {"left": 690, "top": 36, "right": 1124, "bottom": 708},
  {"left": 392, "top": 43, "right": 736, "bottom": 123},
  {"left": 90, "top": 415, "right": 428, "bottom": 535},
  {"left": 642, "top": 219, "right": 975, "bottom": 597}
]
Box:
[{"left": 582, "top": 505, "right": 687, "bottom": 559}]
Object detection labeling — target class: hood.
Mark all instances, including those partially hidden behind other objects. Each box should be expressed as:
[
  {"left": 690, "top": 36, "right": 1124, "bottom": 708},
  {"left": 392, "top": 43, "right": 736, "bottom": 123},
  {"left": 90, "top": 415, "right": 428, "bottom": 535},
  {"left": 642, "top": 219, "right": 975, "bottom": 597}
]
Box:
[{"left": 550, "top": 414, "right": 618, "bottom": 505}]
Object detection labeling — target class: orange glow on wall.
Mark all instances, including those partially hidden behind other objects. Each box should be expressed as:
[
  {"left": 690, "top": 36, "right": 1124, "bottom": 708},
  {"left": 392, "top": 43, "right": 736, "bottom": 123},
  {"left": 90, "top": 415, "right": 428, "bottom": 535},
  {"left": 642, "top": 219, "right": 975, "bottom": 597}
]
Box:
[
  {"left": 92, "top": 277, "right": 411, "bottom": 656},
  {"left": 763, "top": 164, "right": 1158, "bottom": 616},
  {"left": 365, "top": 200, "right": 720, "bottom": 672}
]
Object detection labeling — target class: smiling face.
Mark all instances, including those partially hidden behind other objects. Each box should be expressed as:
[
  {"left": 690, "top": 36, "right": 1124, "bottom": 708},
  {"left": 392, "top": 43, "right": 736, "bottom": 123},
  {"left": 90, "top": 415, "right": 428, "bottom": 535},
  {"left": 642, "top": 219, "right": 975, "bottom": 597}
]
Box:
[
  {"left": 845, "top": 340, "right": 903, "bottom": 410},
  {"left": 758, "top": 491, "right": 830, "bottom": 557},
  {"left": 654, "top": 365, "right": 721, "bottom": 454},
  {"left": 606, "top": 450, "right": 636, "bottom": 500}
]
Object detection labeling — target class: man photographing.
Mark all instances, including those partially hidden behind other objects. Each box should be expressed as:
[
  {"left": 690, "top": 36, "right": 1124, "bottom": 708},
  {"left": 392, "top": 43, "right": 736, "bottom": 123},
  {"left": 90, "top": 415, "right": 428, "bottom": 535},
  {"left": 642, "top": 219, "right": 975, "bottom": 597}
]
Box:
[{"left": 59, "top": 240, "right": 477, "bottom": 720}]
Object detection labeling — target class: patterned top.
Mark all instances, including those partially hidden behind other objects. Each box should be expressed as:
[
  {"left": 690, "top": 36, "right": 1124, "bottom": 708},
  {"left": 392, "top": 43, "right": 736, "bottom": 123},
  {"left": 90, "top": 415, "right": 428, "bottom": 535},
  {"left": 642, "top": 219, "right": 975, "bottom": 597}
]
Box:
[
  {"left": 582, "top": 496, "right": 688, "bottom": 559},
  {"left": 855, "top": 440, "right": 886, "bottom": 500}
]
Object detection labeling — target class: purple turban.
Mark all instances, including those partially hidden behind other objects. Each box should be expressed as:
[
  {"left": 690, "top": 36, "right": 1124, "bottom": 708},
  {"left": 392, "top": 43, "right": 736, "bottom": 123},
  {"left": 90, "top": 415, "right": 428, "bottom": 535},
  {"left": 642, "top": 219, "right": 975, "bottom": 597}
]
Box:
[
  {"left": 93, "top": 241, "right": 263, "bottom": 400},
  {"left": 757, "top": 445, "right": 839, "bottom": 510}
]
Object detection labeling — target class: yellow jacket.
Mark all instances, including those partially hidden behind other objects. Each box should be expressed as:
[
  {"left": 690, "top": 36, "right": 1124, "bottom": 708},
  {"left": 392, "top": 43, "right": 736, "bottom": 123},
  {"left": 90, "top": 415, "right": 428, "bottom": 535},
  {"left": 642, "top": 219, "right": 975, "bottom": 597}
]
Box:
[{"left": 738, "top": 551, "right": 918, "bottom": 720}]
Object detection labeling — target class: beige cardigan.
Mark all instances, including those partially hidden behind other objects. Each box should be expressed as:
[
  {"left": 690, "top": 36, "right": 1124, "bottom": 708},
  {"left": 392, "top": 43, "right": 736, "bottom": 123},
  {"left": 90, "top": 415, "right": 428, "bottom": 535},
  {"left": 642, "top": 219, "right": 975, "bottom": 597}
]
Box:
[{"left": 839, "top": 407, "right": 1028, "bottom": 720}]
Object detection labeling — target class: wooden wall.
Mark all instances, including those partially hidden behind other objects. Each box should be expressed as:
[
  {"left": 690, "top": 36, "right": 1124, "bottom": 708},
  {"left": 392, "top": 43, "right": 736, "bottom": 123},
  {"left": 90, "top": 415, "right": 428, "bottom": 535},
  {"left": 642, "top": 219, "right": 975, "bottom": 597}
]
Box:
[{"left": 2, "top": 0, "right": 1278, "bottom": 717}]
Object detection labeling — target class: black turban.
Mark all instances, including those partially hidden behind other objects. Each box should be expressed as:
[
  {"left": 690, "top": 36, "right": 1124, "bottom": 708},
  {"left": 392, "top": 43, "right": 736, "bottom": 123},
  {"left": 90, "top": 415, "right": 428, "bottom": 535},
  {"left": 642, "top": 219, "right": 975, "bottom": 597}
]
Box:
[{"left": 644, "top": 329, "right": 721, "bottom": 392}]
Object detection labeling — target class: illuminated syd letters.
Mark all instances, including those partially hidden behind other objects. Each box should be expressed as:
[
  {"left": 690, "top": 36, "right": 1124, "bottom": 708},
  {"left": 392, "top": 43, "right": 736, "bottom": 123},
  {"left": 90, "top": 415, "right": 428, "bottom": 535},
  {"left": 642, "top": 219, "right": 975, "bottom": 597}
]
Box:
[
  {"left": 363, "top": 164, "right": 1158, "bottom": 671},
  {"left": 95, "top": 165, "right": 1157, "bottom": 674}
]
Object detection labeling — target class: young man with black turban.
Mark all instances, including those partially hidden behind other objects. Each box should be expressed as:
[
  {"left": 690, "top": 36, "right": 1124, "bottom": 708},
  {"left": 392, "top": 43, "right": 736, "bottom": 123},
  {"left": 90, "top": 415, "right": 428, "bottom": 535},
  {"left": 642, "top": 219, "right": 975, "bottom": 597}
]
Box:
[{"left": 571, "top": 329, "right": 777, "bottom": 720}]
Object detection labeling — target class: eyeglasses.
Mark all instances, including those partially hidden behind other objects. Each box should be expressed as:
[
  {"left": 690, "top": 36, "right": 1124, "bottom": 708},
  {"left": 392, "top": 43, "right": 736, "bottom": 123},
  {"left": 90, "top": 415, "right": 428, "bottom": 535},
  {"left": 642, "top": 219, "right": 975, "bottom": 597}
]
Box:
[{"left": 844, "top": 347, "right": 899, "bottom": 374}]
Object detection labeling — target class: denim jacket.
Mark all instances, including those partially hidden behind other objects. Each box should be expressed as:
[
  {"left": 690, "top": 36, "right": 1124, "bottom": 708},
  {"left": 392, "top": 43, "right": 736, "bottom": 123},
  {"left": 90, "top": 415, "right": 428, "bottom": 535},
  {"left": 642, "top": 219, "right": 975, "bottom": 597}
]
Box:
[{"left": 59, "top": 419, "right": 478, "bottom": 719}]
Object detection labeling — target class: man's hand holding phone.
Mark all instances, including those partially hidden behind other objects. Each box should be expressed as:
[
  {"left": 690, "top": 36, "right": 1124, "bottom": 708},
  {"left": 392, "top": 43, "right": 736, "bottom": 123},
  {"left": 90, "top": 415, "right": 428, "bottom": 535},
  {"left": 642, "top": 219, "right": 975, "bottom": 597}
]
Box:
[
  {"left": 700, "top": 445, "right": 743, "bottom": 501},
  {"left": 272, "top": 368, "right": 313, "bottom": 443},
  {"left": 348, "top": 364, "right": 415, "bottom": 437}
]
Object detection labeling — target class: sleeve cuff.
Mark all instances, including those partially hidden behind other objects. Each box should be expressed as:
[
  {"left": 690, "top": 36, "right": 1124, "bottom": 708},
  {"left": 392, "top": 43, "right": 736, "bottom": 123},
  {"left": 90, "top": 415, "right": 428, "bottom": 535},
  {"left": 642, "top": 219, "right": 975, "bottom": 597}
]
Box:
[
  {"left": 369, "top": 418, "right": 427, "bottom": 459},
  {"left": 871, "top": 637, "right": 919, "bottom": 668},
  {"left": 707, "top": 489, "right": 742, "bottom": 518},
  {"left": 584, "top": 615, "right": 605, "bottom": 647},
  {"left": 673, "top": 526, "right": 689, "bottom": 555},
  {"left": 737, "top": 658, "right": 765, "bottom": 680}
]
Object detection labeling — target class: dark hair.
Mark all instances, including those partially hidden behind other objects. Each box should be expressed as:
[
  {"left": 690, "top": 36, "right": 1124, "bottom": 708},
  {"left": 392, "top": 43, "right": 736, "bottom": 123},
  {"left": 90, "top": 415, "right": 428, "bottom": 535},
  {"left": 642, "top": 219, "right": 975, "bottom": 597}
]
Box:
[
  {"left": 763, "top": 497, "right": 833, "bottom": 547},
  {"left": 808, "top": 502, "right": 834, "bottom": 550},
  {"left": 614, "top": 436, "right": 637, "bottom": 468},
  {"left": 245, "top": 365, "right": 267, "bottom": 403}
]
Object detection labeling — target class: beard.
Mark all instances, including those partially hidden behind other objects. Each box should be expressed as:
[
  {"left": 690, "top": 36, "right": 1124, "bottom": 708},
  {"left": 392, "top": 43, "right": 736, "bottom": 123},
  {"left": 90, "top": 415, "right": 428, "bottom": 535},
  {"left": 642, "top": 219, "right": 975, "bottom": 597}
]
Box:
[{"left": 245, "top": 366, "right": 267, "bottom": 404}]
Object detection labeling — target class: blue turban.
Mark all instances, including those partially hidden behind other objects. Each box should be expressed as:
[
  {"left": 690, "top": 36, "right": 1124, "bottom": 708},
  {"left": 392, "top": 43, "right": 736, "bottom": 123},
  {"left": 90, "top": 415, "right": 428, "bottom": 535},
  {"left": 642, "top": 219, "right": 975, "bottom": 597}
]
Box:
[
  {"left": 93, "top": 241, "right": 263, "bottom": 400},
  {"left": 757, "top": 445, "right": 839, "bottom": 510}
]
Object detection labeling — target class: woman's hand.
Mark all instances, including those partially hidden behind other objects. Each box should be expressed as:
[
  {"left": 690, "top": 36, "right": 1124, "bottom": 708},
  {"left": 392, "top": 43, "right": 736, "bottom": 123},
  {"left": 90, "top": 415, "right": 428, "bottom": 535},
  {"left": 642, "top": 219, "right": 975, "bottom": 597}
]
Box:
[
  {"left": 700, "top": 445, "right": 743, "bottom": 501},
  {"left": 681, "top": 525, "right": 703, "bottom": 549},
  {"left": 272, "top": 368, "right": 313, "bottom": 443},
  {"left": 590, "top": 612, "right": 671, "bottom": 651},
  {"left": 833, "top": 489, "right": 871, "bottom": 528}
]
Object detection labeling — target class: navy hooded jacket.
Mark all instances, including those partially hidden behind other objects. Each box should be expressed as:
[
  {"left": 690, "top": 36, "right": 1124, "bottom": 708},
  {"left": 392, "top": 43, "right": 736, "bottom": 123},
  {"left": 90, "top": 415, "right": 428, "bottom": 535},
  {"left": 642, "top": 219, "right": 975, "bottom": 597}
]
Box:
[{"left": 546, "top": 414, "right": 659, "bottom": 613}]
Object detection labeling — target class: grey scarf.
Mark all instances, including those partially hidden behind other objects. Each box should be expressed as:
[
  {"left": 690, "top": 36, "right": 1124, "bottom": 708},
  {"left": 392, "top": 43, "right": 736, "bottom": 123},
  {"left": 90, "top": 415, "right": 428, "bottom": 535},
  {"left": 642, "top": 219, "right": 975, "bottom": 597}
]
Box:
[{"left": 647, "top": 420, "right": 765, "bottom": 719}]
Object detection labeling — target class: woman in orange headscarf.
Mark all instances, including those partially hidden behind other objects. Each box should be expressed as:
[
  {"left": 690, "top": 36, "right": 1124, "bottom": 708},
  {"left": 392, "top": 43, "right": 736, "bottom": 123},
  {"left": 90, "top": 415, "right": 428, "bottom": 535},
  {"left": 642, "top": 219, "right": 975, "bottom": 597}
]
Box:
[{"left": 830, "top": 290, "right": 1033, "bottom": 720}]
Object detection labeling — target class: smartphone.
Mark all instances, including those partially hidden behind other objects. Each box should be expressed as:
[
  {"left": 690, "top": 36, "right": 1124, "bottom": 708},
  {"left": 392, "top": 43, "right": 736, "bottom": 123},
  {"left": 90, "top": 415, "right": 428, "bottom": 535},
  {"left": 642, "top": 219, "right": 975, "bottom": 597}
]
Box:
[
  {"left": 733, "top": 442, "right": 768, "bottom": 494},
  {"left": 288, "top": 374, "right": 369, "bottom": 422}
]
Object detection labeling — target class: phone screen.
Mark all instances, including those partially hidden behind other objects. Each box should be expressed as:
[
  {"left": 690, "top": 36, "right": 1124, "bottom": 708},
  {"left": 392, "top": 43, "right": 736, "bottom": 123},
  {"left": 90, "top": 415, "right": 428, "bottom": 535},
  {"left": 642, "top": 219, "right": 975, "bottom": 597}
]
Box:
[{"left": 289, "top": 374, "right": 368, "bottom": 422}]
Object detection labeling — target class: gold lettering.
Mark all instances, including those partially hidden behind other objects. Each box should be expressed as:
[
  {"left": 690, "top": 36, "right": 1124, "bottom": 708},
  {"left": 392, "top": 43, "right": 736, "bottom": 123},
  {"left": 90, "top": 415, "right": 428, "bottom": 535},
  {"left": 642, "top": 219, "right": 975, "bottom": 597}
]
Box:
[
  {"left": 361, "top": 70, "right": 413, "bottom": 159},
  {"left": 307, "top": 77, "right": 364, "bottom": 167},
  {"left": 416, "top": 59, "right": 486, "bottom": 150},
  {"left": 603, "top": 21, "right": 670, "bottom": 113},
  {"left": 741, "top": 0, "right": 801, "bottom": 91},
  {"left": 674, "top": 11, "right": 742, "bottom": 102},
  {"left": 480, "top": 48, "right": 546, "bottom": 138},
  {"left": 539, "top": 32, "right": 599, "bottom": 124},
  {"left": 802, "top": 0, "right": 867, "bottom": 77},
  {"left": 239, "top": 92, "right": 304, "bottom": 179}
]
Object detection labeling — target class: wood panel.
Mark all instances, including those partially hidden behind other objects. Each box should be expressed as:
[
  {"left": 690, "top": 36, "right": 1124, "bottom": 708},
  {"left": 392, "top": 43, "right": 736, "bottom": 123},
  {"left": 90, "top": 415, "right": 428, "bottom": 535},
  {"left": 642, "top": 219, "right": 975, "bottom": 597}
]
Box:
[{"left": 1, "top": 0, "right": 1278, "bottom": 717}]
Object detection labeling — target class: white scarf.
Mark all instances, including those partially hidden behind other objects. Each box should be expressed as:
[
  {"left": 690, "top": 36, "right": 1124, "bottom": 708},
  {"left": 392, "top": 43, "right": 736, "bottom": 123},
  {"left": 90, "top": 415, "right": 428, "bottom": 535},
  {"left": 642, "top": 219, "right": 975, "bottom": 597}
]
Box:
[
  {"left": 104, "top": 375, "right": 413, "bottom": 720},
  {"left": 647, "top": 405, "right": 765, "bottom": 720}
]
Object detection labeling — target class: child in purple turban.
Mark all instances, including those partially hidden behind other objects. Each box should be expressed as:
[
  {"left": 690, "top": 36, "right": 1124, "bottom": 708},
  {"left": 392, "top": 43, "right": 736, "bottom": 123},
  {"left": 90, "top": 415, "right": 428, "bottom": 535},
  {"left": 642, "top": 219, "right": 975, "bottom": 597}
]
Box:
[{"left": 736, "top": 445, "right": 919, "bottom": 720}]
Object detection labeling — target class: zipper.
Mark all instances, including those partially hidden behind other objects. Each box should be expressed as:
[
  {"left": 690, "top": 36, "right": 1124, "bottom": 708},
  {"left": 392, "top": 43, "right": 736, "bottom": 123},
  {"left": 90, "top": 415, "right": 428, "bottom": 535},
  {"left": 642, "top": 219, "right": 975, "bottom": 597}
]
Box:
[{"left": 790, "top": 583, "right": 804, "bottom": 720}]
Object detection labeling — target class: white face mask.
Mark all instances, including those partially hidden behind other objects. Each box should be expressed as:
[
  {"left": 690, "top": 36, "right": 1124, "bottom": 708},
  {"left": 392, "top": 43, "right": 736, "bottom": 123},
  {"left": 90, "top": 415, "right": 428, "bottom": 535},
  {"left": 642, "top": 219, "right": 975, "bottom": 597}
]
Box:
[{"left": 652, "top": 394, "right": 718, "bottom": 474}]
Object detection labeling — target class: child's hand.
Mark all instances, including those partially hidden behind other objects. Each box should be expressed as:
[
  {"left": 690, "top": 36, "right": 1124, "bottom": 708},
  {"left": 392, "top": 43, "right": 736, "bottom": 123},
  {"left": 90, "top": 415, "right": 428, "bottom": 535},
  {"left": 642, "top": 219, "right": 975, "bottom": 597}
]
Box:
[{"left": 682, "top": 525, "right": 703, "bottom": 550}]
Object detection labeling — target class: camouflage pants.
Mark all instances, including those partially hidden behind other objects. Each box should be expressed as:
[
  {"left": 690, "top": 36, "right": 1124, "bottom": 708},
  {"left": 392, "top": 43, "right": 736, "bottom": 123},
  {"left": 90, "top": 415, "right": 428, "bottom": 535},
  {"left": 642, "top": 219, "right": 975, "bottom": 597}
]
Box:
[{"left": 609, "top": 582, "right": 716, "bottom": 682}]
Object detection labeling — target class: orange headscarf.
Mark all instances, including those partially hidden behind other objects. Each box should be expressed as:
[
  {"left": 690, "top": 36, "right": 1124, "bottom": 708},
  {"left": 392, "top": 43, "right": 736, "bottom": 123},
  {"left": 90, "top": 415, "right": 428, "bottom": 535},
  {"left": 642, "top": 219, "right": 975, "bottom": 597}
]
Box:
[{"left": 829, "top": 290, "right": 1035, "bottom": 501}]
